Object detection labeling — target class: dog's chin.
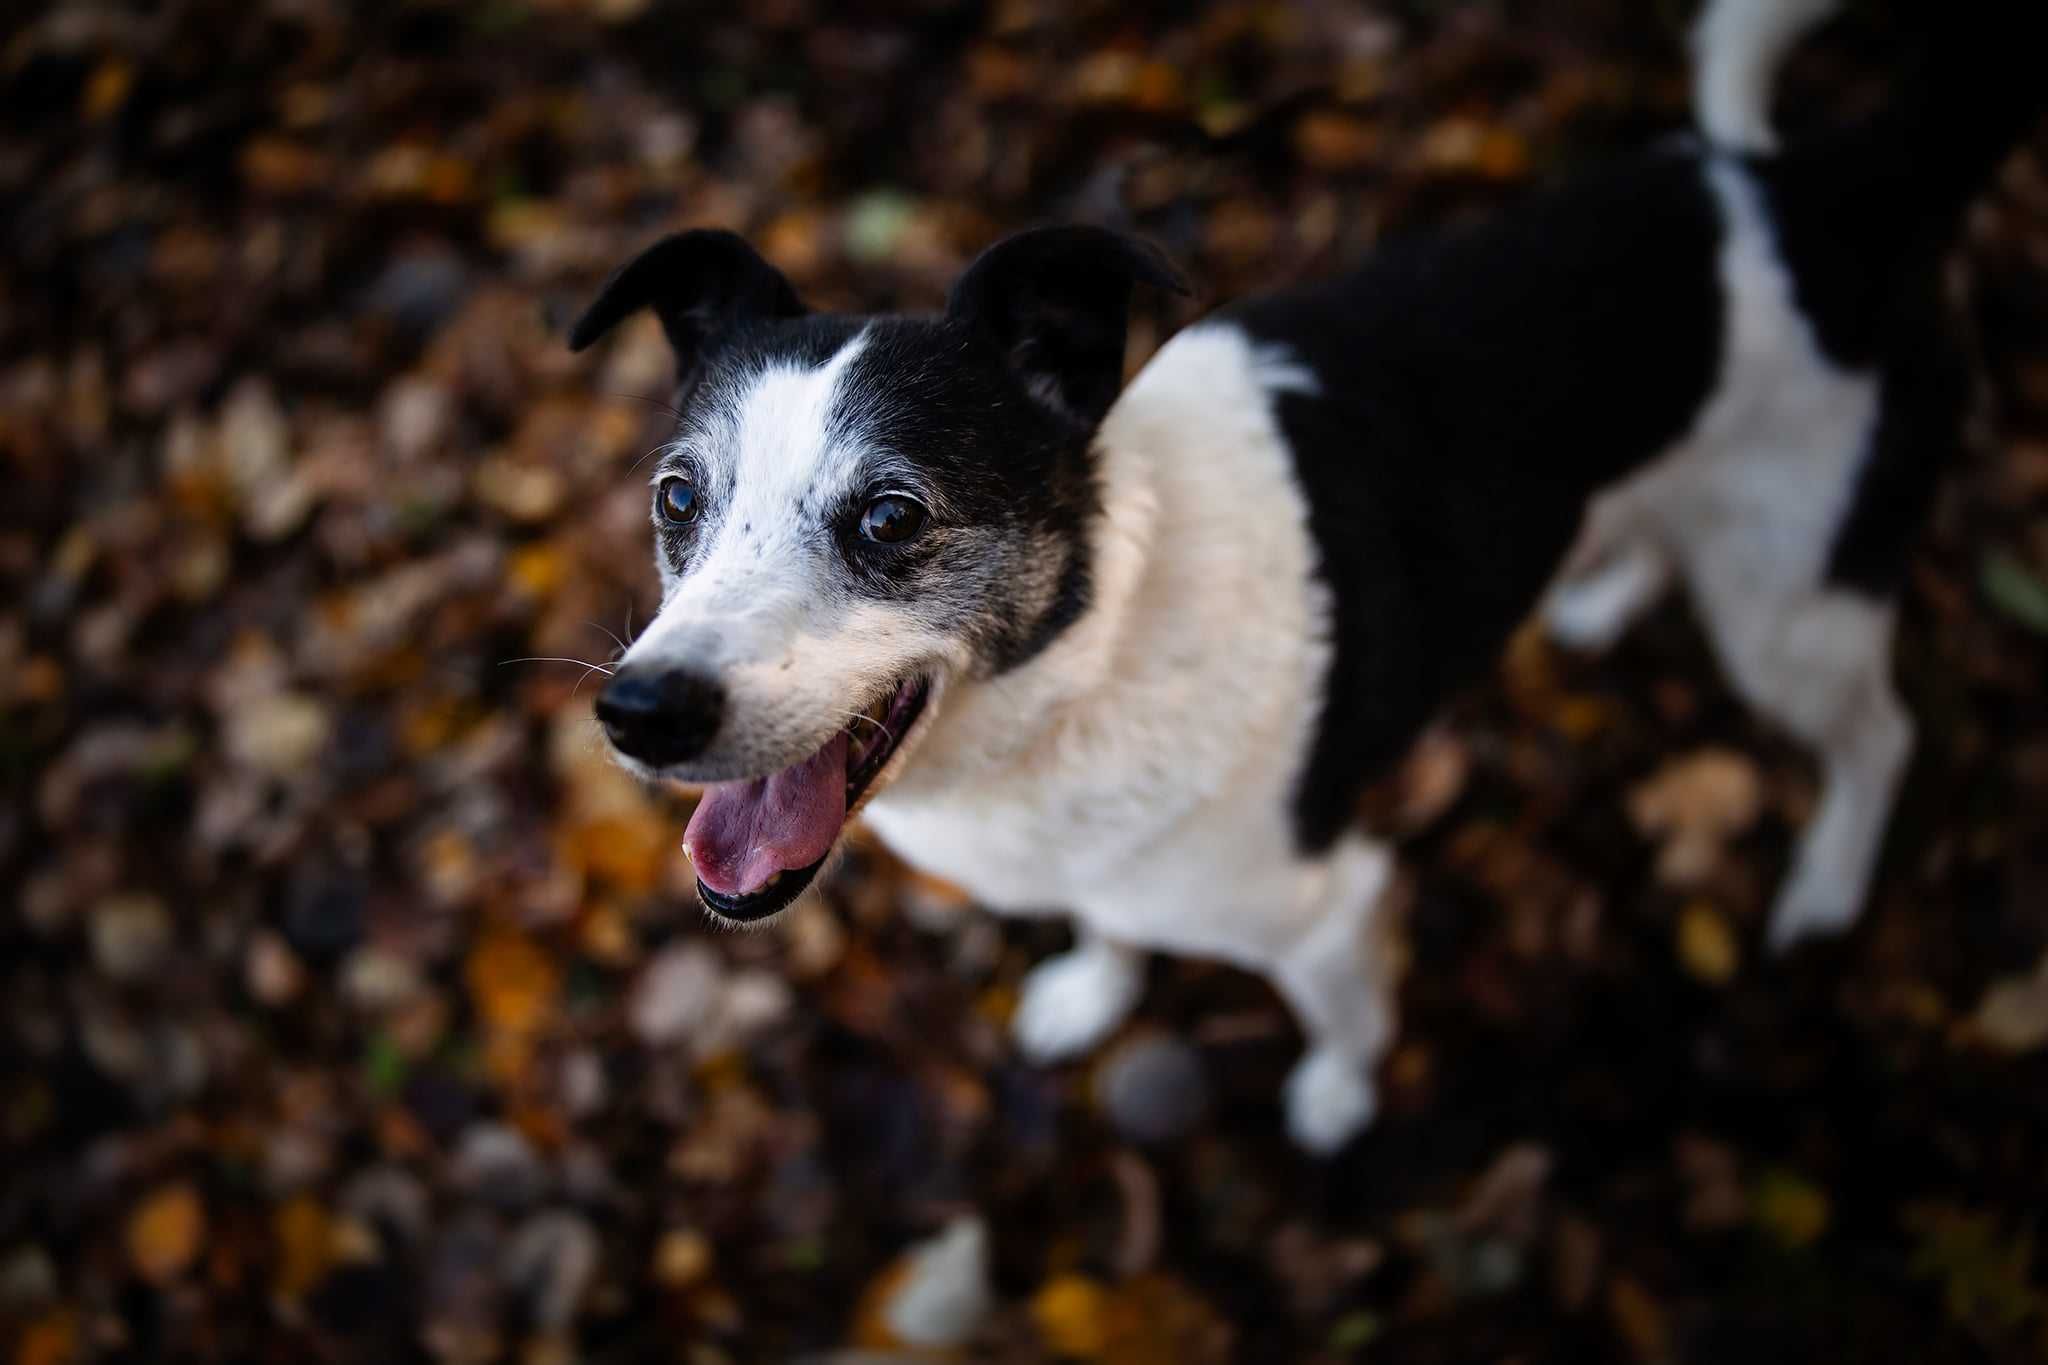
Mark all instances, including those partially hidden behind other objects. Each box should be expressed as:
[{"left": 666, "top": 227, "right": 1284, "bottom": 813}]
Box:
[
  {"left": 695, "top": 851, "right": 830, "bottom": 925},
  {"left": 687, "top": 672, "right": 944, "bottom": 926}
]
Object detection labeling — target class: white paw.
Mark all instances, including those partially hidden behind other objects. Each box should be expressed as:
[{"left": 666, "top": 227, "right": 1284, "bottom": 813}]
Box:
[
  {"left": 1544, "top": 581, "right": 1634, "bottom": 653},
  {"left": 1543, "top": 545, "right": 1665, "bottom": 654},
  {"left": 1284, "top": 1047, "right": 1378, "bottom": 1155},
  {"left": 1766, "top": 865, "right": 1862, "bottom": 954},
  {"left": 1012, "top": 945, "right": 1143, "bottom": 1064}
]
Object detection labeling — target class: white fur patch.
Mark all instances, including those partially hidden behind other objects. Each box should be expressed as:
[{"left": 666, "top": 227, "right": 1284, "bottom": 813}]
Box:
[
  {"left": 1558, "top": 156, "right": 1910, "bottom": 947},
  {"left": 1579, "top": 159, "right": 1881, "bottom": 598}
]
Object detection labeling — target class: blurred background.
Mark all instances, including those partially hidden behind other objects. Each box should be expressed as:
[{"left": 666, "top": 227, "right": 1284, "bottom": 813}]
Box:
[{"left": 5, "top": 0, "right": 2048, "bottom": 1361}]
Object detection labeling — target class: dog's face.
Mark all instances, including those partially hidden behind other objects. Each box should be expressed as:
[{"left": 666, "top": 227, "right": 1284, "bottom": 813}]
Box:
[{"left": 572, "top": 227, "right": 1180, "bottom": 923}]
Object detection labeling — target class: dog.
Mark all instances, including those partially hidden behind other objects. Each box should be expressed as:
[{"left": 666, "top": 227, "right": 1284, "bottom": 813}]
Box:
[{"left": 570, "top": 0, "right": 2043, "bottom": 1152}]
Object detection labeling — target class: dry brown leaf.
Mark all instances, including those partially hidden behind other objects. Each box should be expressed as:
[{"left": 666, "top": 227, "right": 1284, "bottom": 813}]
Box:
[
  {"left": 467, "top": 930, "right": 562, "bottom": 1038},
  {"left": 1973, "top": 954, "right": 2048, "bottom": 1053},
  {"left": 1628, "top": 748, "right": 1763, "bottom": 886}
]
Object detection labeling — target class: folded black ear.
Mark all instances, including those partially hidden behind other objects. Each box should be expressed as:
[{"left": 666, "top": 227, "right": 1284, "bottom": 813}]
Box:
[
  {"left": 568, "top": 229, "right": 805, "bottom": 380},
  {"left": 947, "top": 226, "right": 1188, "bottom": 426}
]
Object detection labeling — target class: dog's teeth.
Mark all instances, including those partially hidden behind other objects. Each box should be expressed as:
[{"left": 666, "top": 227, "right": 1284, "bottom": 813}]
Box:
[{"left": 762, "top": 871, "right": 781, "bottom": 889}]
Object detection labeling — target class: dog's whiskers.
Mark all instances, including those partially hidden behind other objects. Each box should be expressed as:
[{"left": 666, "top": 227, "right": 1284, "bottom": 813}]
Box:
[
  {"left": 609, "top": 391, "right": 688, "bottom": 422},
  {"left": 500, "top": 656, "right": 617, "bottom": 698},
  {"left": 830, "top": 707, "right": 897, "bottom": 748},
  {"left": 585, "top": 620, "right": 631, "bottom": 659},
  {"left": 630, "top": 441, "right": 675, "bottom": 474}
]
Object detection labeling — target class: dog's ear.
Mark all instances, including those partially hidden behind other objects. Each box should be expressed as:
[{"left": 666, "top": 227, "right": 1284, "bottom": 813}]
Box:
[
  {"left": 568, "top": 230, "right": 805, "bottom": 380},
  {"left": 947, "top": 226, "right": 1187, "bottom": 426}
]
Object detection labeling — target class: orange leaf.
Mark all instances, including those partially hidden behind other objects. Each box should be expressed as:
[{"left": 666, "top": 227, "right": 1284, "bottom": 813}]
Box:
[
  {"left": 466, "top": 930, "right": 561, "bottom": 1037},
  {"left": 127, "top": 1183, "right": 205, "bottom": 1286}
]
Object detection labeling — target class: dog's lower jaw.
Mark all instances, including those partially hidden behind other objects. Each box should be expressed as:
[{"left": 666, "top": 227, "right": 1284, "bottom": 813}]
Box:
[{"left": 695, "top": 853, "right": 828, "bottom": 924}]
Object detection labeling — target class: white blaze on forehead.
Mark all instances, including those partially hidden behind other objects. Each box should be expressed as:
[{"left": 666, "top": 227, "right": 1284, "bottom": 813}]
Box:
[
  {"left": 719, "top": 327, "right": 875, "bottom": 517},
  {"left": 631, "top": 328, "right": 879, "bottom": 674}
]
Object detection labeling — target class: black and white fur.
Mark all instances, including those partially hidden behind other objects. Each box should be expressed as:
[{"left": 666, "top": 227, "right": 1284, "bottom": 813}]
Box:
[{"left": 574, "top": 0, "right": 2043, "bottom": 1151}]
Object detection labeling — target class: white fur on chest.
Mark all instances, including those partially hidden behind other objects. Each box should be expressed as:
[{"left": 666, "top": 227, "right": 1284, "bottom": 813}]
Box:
[{"left": 863, "top": 324, "right": 1336, "bottom": 957}]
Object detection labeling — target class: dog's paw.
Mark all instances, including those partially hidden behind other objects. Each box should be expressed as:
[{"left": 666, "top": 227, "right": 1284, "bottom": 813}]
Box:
[
  {"left": 1543, "top": 545, "right": 1665, "bottom": 654},
  {"left": 1013, "top": 943, "right": 1143, "bottom": 1064},
  {"left": 1766, "top": 870, "right": 1861, "bottom": 955},
  {"left": 1284, "top": 1047, "right": 1377, "bottom": 1155}
]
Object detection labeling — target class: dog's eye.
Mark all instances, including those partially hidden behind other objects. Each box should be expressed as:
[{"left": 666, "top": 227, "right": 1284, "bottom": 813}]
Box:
[
  {"left": 859, "top": 494, "right": 927, "bottom": 545},
  {"left": 658, "top": 476, "right": 699, "bottom": 525}
]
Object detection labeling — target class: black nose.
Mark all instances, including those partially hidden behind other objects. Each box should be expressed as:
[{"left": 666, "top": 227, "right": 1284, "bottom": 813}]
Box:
[{"left": 595, "top": 668, "right": 724, "bottom": 767}]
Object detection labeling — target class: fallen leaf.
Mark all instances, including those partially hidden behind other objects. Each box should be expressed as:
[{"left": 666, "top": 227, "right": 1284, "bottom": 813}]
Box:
[
  {"left": 1628, "top": 749, "right": 1762, "bottom": 886},
  {"left": 1752, "top": 1169, "right": 1830, "bottom": 1250},
  {"left": 273, "top": 1195, "right": 337, "bottom": 1302},
  {"left": 1607, "top": 1275, "right": 1670, "bottom": 1362},
  {"left": 1981, "top": 550, "right": 2048, "bottom": 636},
  {"left": 1677, "top": 901, "right": 1740, "bottom": 985},
  {"left": 467, "top": 930, "right": 561, "bottom": 1037},
  {"left": 653, "top": 1228, "right": 714, "bottom": 1289},
  {"left": 1031, "top": 1274, "right": 1110, "bottom": 1359},
  {"left": 12, "top": 1308, "right": 80, "bottom": 1365},
  {"left": 127, "top": 1183, "right": 205, "bottom": 1286},
  {"left": 1973, "top": 953, "right": 2048, "bottom": 1053},
  {"left": 1906, "top": 1203, "right": 2046, "bottom": 1337},
  {"left": 1674, "top": 1133, "right": 1748, "bottom": 1231}
]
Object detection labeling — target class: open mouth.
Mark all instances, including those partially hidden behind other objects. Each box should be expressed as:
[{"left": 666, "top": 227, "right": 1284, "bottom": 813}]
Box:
[{"left": 683, "top": 676, "right": 932, "bottom": 923}]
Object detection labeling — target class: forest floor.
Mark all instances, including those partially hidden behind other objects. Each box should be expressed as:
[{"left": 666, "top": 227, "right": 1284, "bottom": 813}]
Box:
[{"left": 5, "top": 0, "right": 2048, "bottom": 1361}]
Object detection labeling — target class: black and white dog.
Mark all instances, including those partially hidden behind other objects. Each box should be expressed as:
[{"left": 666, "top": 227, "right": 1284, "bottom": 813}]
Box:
[{"left": 573, "top": 0, "right": 2043, "bottom": 1151}]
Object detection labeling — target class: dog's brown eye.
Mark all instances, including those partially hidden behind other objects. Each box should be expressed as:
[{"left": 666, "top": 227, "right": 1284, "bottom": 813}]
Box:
[
  {"left": 860, "top": 494, "right": 926, "bottom": 545},
  {"left": 658, "top": 476, "right": 699, "bottom": 525}
]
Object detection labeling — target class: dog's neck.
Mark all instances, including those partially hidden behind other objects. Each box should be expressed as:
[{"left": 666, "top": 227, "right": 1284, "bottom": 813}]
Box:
[
  {"left": 877, "top": 369, "right": 1167, "bottom": 796},
  {"left": 861, "top": 320, "right": 1335, "bottom": 891}
]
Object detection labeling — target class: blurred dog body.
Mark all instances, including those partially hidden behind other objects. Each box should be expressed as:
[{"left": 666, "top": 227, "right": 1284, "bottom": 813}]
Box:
[{"left": 575, "top": 0, "right": 2041, "bottom": 1151}]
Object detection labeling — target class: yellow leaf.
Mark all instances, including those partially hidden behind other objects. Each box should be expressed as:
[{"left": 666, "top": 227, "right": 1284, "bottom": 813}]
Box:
[
  {"left": 1032, "top": 1273, "right": 1111, "bottom": 1358},
  {"left": 273, "top": 1195, "right": 336, "bottom": 1302},
  {"left": 577, "top": 900, "right": 636, "bottom": 967},
  {"left": 509, "top": 543, "right": 568, "bottom": 600},
  {"left": 127, "top": 1183, "right": 205, "bottom": 1285},
  {"left": 564, "top": 812, "right": 670, "bottom": 895},
  {"left": 1753, "top": 1169, "right": 1830, "bottom": 1250},
  {"left": 1677, "top": 902, "right": 1740, "bottom": 986},
  {"left": 654, "top": 1229, "right": 713, "bottom": 1288}
]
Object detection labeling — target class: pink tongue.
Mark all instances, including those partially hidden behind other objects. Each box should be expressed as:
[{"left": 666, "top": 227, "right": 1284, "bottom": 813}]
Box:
[{"left": 683, "top": 731, "right": 850, "bottom": 897}]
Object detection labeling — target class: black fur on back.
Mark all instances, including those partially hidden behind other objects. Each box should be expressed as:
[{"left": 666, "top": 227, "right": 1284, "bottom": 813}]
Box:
[{"left": 1226, "top": 150, "right": 1727, "bottom": 853}]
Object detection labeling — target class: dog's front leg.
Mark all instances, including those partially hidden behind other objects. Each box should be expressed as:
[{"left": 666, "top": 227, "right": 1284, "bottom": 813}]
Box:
[{"left": 1273, "top": 837, "right": 1399, "bottom": 1154}]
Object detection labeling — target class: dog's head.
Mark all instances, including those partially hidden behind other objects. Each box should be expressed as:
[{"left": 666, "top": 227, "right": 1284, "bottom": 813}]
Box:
[{"left": 571, "top": 226, "right": 1181, "bottom": 923}]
